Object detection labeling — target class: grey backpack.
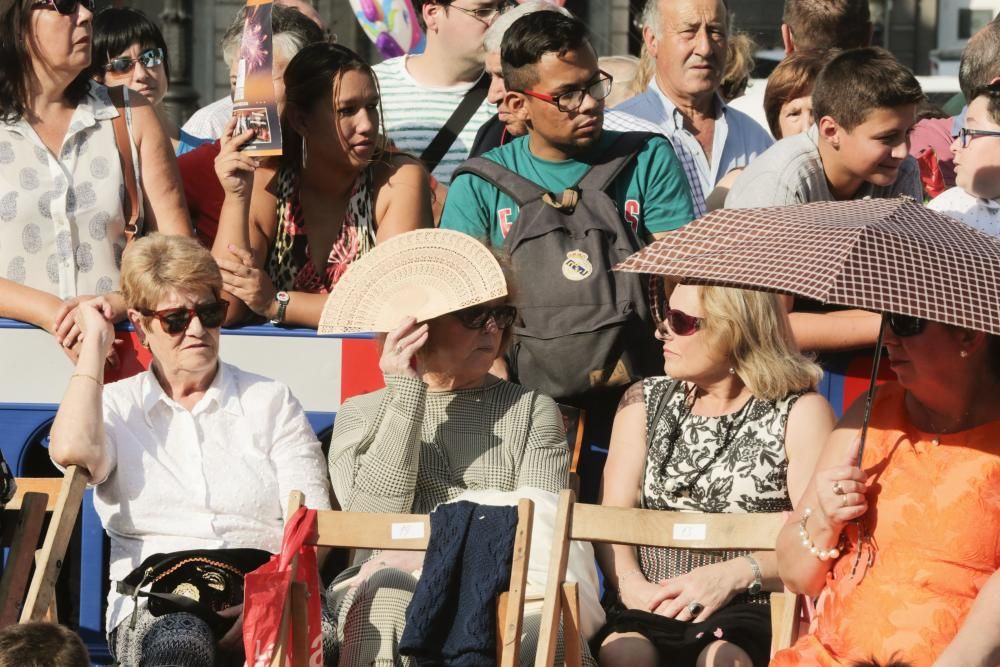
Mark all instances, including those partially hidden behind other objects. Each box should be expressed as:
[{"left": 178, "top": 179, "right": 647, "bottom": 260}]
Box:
[{"left": 452, "top": 132, "right": 663, "bottom": 401}]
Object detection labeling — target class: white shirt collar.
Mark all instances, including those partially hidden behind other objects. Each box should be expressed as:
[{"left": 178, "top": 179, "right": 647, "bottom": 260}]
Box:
[
  {"left": 648, "top": 77, "right": 726, "bottom": 130},
  {"left": 140, "top": 361, "right": 243, "bottom": 420},
  {"left": 5, "top": 80, "right": 118, "bottom": 144}
]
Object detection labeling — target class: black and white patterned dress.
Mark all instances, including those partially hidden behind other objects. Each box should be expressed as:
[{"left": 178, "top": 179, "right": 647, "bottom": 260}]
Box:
[{"left": 637, "top": 376, "right": 801, "bottom": 606}]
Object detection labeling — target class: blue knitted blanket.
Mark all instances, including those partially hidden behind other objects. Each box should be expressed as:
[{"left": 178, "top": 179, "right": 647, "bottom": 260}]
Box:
[{"left": 399, "top": 501, "right": 518, "bottom": 666}]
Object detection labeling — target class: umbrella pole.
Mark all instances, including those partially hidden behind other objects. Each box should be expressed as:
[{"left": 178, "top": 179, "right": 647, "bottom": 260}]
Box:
[{"left": 857, "top": 313, "right": 887, "bottom": 466}]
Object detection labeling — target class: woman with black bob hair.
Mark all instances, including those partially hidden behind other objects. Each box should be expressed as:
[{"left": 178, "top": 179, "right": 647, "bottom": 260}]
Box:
[
  {"left": 212, "top": 41, "right": 432, "bottom": 329},
  {"left": 90, "top": 7, "right": 203, "bottom": 156},
  {"left": 0, "top": 0, "right": 190, "bottom": 358}
]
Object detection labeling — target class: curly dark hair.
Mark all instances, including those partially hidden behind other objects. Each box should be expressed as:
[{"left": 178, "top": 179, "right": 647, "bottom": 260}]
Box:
[{"left": 0, "top": 0, "right": 92, "bottom": 122}]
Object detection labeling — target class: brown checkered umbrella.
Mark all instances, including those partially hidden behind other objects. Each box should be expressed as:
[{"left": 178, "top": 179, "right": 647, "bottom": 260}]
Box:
[{"left": 616, "top": 197, "right": 1000, "bottom": 336}]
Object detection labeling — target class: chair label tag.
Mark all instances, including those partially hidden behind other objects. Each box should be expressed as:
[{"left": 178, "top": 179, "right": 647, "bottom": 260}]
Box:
[
  {"left": 672, "top": 523, "right": 707, "bottom": 541},
  {"left": 391, "top": 522, "right": 425, "bottom": 540}
]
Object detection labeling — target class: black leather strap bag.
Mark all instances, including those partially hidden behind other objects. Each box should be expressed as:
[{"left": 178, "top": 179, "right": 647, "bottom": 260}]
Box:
[{"left": 116, "top": 548, "right": 270, "bottom": 636}]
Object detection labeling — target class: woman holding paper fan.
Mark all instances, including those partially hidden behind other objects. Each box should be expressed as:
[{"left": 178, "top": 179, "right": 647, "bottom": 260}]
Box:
[
  {"left": 321, "top": 229, "right": 579, "bottom": 665},
  {"left": 595, "top": 279, "right": 835, "bottom": 667},
  {"left": 212, "top": 41, "right": 432, "bottom": 329}
]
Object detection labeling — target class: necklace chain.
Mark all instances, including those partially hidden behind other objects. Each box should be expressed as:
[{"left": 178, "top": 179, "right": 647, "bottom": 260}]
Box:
[{"left": 658, "top": 384, "right": 756, "bottom": 495}]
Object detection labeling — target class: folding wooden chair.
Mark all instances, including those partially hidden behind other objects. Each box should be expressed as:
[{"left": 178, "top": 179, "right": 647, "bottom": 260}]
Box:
[
  {"left": 0, "top": 466, "right": 88, "bottom": 627},
  {"left": 534, "top": 489, "right": 800, "bottom": 667},
  {"left": 556, "top": 404, "right": 586, "bottom": 496},
  {"left": 276, "top": 492, "right": 535, "bottom": 667}
]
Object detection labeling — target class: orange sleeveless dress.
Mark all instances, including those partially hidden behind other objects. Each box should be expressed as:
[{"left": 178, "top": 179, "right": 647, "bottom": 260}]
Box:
[{"left": 772, "top": 382, "right": 1000, "bottom": 667}]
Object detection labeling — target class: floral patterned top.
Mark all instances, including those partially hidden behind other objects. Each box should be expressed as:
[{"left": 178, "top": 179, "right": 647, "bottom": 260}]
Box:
[
  {"left": 635, "top": 376, "right": 802, "bottom": 603},
  {"left": 266, "top": 164, "right": 376, "bottom": 294},
  {"left": 641, "top": 375, "right": 800, "bottom": 514},
  {"left": 772, "top": 382, "right": 1000, "bottom": 667}
]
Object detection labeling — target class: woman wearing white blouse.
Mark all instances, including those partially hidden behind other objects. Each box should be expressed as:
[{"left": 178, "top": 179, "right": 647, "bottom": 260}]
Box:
[{"left": 48, "top": 234, "right": 331, "bottom": 667}]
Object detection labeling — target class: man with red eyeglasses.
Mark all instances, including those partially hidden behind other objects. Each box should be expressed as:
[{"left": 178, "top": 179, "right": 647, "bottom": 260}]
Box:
[{"left": 441, "top": 12, "right": 694, "bottom": 501}]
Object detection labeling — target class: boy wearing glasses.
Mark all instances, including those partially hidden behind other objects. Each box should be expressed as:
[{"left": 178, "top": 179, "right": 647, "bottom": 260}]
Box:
[
  {"left": 927, "top": 81, "right": 1000, "bottom": 238},
  {"left": 373, "top": 0, "right": 503, "bottom": 185},
  {"left": 441, "top": 12, "right": 693, "bottom": 247},
  {"left": 440, "top": 13, "right": 693, "bottom": 503}
]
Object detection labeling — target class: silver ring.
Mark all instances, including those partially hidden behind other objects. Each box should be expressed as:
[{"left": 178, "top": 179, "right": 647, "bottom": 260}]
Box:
[
  {"left": 394, "top": 346, "right": 402, "bottom": 355},
  {"left": 832, "top": 481, "right": 845, "bottom": 495},
  {"left": 687, "top": 601, "right": 705, "bottom": 617}
]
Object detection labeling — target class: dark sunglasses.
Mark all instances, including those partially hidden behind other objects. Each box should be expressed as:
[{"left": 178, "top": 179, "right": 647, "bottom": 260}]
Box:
[
  {"left": 104, "top": 47, "right": 164, "bottom": 75},
  {"left": 887, "top": 313, "right": 927, "bottom": 338},
  {"left": 140, "top": 301, "right": 229, "bottom": 335},
  {"left": 648, "top": 279, "right": 703, "bottom": 336},
  {"left": 660, "top": 308, "right": 704, "bottom": 336},
  {"left": 30, "top": 0, "right": 95, "bottom": 15},
  {"left": 452, "top": 304, "right": 517, "bottom": 330}
]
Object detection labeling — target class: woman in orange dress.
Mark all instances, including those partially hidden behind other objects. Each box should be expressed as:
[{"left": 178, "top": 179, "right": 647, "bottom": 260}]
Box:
[{"left": 772, "top": 314, "right": 1000, "bottom": 667}]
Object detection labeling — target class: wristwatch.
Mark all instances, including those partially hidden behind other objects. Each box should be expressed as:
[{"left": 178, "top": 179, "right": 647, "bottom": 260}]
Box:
[
  {"left": 743, "top": 554, "right": 763, "bottom": 595},
  {"left": 270, "top": 291, "right": 290, "bottom": 325}
]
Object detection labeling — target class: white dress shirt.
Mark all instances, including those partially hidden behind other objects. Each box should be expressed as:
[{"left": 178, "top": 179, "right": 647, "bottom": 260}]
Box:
[
  {"left": 612, "top": 78, "right": 774, "bottom": 196},
  {"left": 181, "top": 96, "right": 234, "bottom": 142},
  {"left": 88, "top": 362, "right": 331, "bottom": 633},
  {"left": 928, "top": 186, "right": 1000, "bottom": 238}
]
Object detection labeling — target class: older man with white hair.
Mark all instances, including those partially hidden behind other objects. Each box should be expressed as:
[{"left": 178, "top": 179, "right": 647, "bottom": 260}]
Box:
[{"left": 608, "top": 0, "right": 771, "bottom": 198}]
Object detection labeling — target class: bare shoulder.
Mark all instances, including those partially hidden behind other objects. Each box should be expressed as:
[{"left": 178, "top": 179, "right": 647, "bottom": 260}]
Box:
[
  {"left": 788, "top": 391, "right": 835, "bottom": 422},
  {"left": 122, "top": 91, "right": 157, "bottom": 136},
  {"left": 616, "top": 380, "right": 646, "bottom": 415},
  {"left": 373, "top": 153, "right": 429, "bottom": 189}
]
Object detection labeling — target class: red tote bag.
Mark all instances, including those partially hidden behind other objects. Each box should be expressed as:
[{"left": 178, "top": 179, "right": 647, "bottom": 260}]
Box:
[{"left": 243, "top": 506, "right": 323, "bottom": 666}]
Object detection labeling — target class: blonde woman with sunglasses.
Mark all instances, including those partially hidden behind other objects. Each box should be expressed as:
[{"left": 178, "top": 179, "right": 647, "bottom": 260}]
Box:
[
  {"left": 49, "top": 234, "right": 331, "bottom": 667},
  {"left": 595, "top": 279, "right": 834, "bottom": 667},
  {"left": 0, "top": 0, "right": 190, "bottom": 365}
]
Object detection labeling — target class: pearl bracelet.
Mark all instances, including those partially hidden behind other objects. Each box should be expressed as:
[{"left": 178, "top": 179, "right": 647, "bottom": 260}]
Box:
[{"left": 799, "top": 508, "right": 841, "bottom": 561}]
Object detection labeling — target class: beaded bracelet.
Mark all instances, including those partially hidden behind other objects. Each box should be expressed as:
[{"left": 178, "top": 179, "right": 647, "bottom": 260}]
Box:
[{"left": 799, "top": 508, "right": 841, "bottom": 561}]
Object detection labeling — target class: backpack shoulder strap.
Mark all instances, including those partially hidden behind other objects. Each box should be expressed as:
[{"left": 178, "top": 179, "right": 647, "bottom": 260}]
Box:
[
  {"left": 108, "top": 85, "right": 142, "bottom": 243},
  {"left": 452, "top": 157, "right": 548, "bottom": 207},
  {"left": 577, "top": 131, "right": 655, "bottom": 193}
]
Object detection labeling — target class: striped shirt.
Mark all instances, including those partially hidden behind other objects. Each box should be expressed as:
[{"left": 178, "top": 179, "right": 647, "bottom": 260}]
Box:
[
  {"left": 612, "top": 79, "right": 774, "bottom": 196},
  {"left": 373, "top": 56, "right": 495, "bottom": 185},
  {"left": 605, "top": 109, "right": 707, "bottom": 217}
]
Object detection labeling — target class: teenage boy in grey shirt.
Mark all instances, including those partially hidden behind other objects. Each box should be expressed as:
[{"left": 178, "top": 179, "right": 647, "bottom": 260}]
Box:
[
  {"left": 727, "top": 48, "right": 923, "bottom": 208},
  {"left": 726, "top": 48, "right": 925, "bottom": 351}
]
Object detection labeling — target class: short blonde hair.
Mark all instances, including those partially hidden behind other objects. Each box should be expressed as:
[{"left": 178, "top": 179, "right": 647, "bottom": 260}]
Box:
[
  {"left": 120, "top": 234, "right": 222, "bottom": 312},
  {"left": 669, "top": 281, "right": 822, "bottom": 400}
]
